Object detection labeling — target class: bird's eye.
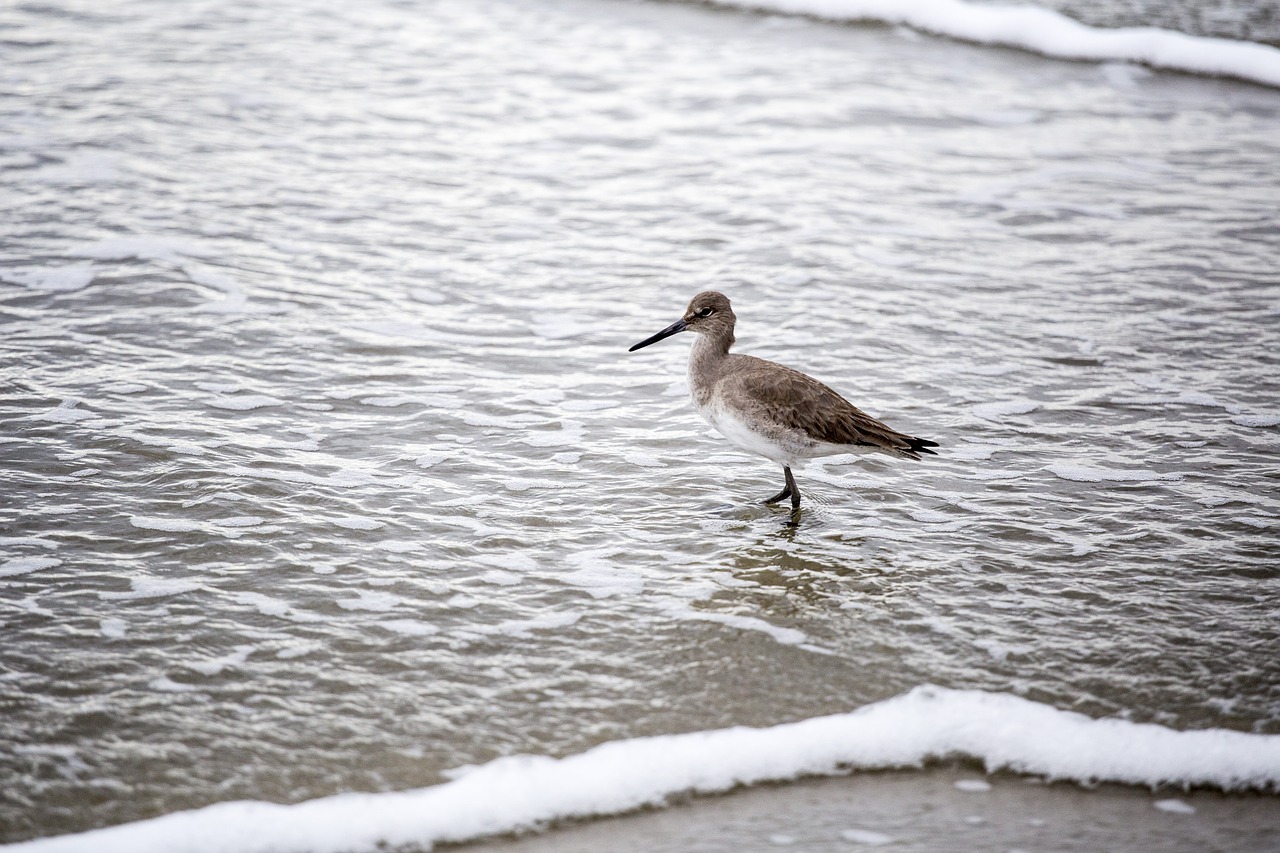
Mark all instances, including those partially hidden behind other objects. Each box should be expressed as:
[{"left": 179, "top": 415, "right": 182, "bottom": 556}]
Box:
[{"left": 696, "top": 307, "right": 714, "bottom": 318}]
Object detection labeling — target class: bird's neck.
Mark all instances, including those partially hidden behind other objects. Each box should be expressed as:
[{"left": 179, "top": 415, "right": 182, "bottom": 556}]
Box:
[{"left": 688, "top": 330, "right": 732, "bottom": 405}]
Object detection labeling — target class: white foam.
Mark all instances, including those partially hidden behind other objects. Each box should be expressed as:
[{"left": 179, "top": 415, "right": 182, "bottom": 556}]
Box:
[
  {"left": 520, "top": 421, "right": 586, "bottom": 448},
  {"left": 704, "top": 0, "right": 1280, "bottom": 88},
  {"left": 230, "top": 591, "right": 290, "bottom": 617},
  {"left": 30, "top": 399, "right": 99, "bottom": 424},
  {"left": 1232, "top": 413, "right": 1280, "bottom": 427},
  {"left": 1046, "top": 463, "right": 1182, "bottom": 483},
  {"left": 14, "top": 685, "right": 1278, "bottom": 853},
  {"left": 99, "top": 577, "right": 203, "bottom": 601},
  {"left": 196, "top": 382, "right": 241, "bottom": 394},
  {"left": 463, "top": 411, "right": 550, "bottom": 430},
  {"left": 336, "top": 590, "right": 402, "bottom": 612},
  {"left": 362, "top": 395, "right": 438, "bottom": 408},
  {"left": 560, "top": 551, "right": 644, "bottom": 599},
  {"left": 377, "top": 619, "right": 441, "bottom": 637},
  {"left": 216, "top": 516, "right": 266, "bottom": 528},
  {"left": 0, "top": 557, "right": 63, "bottom": 578},
  {"left": 223, "top": 463, "right": 410, "bottom": 490},
  {"left": 99, "top": 618, "right": 127, "bottom": 639},
  {"left": 0, "top": 536, "right": 58, "bottom": 550},
  {"left": 188, "top": 645, "right": 255, "bottom": 677},
  {"left": 4, "top": 264, "right": 96, "bottom": 292},
  {"left": 972, "top": 399, "right": 1039, "bottom": 421},
  {"left": 622, "top": 452, "right": 667, "bottom": 468},
  {"left": 908, "top": 509, "right": 954, "bottom": 524},
  {"left": 129, "top": 516, "right": 203, "bottom": 533},
  {"left": 0, "top": 535, "right": 57, "bottom": 548},
  {"left": 276, "top": 643, "right": 322, "bottom": 660},
  {"left": 229, "top": 591, "right": 323, "bottom": 623},
  {"left": 414, "top": 452, "right": 450, "bottom": 468},
  {"left": 376, "top": 540, "right": 423, "bottom": 554},
  {"left": 331, "top": 516, "right": 385, "bottom": 531},
  {"left": 500, "top": 477, "right": 571, "bottom": 493},
  {"left": 947, "top": 444, "right": 1001, "bottom": 461}
]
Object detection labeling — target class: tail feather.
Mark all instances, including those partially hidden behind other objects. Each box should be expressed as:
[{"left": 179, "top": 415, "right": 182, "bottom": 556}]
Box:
[{"left": 908, "top": 436, "right": 939, "bottom": 457}]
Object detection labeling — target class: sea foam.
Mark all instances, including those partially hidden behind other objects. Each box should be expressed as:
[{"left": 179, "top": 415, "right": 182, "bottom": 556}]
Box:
[
  {"left": 704, "top": 0, "right": 1280, "bottom": 88},
  {"left": 4, "top": 264, "right": 96, "bottom": 292},
  {"left": 0, "top": 557, "right": 63, "bottom": 578},
  {"left": 7, "top": 685, "right": 1278, "bottom": 853}
]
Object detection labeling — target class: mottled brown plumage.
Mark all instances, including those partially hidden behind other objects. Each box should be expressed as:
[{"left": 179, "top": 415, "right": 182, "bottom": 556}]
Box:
[
  {"left": 629, "top": 291, "right": 937, "bottom": 509},
  {"left": 713, "top": 358, "right": 932, "bottom": 459}
]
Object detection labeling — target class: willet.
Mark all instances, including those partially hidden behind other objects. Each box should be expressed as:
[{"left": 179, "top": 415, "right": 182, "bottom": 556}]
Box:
[{"left": 629, "top": 291, "right": 937, "bottom": 509}]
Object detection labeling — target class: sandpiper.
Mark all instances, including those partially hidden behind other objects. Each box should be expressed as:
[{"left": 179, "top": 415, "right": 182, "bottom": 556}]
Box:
[{"left": 629, "top": 291, "right": 937, "bottom": 509}]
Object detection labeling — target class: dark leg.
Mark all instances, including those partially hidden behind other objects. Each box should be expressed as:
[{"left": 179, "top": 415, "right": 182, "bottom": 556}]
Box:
[
  {"left": 764, "top": 465, "right": 801, "bottom": 508},
  {"left": 763, "top": 465, "right": 791, "bottom": 505}
]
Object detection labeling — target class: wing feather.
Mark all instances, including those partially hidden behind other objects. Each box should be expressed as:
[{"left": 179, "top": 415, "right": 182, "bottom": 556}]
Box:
[{"left": 720, "top": 357, "right": 935, "bottom": 459}]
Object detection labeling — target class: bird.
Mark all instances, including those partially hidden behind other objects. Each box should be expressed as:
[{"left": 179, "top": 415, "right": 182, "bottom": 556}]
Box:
[{"left": 628, "top": 291, "right": 937, "bottom": 510}]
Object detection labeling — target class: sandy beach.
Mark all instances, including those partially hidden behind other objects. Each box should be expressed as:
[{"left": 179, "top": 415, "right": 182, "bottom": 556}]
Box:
[{"left": 458, "top": 766, "right": 1280, "bottom": 852}]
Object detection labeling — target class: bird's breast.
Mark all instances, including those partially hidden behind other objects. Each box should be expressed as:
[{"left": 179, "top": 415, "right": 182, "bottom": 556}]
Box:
[{"left": 694, "top": 393, "right": 796, "bottom": 465}]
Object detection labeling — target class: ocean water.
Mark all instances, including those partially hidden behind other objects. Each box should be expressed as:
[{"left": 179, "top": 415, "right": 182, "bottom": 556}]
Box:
[
  {"left": 1, "top": 0, "right": 1279, "bottom": 850},
  {"left": 1023, "top": 0, "right": 1280, "bottom": 44}
]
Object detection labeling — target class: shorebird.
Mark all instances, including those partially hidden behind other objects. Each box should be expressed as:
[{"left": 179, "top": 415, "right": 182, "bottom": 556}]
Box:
[{"left": 629, "top": 291, "right": 937, "bottom": 510}]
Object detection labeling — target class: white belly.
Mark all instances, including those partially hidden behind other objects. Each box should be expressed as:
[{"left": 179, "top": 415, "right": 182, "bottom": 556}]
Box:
[
  {"left": 694, "top": 395, "right": 879, "bottom": 466},
  {"left": 697, "top": 399, "right": 797, "bottom": 465}
]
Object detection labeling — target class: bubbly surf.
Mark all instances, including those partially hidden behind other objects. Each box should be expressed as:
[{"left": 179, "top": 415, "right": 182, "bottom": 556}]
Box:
[
  {"left": 7, "top": 686, "right": 1279, "bottom": 853},
  {"left": 701, "top": 0, "right": 1280, "bottom": 87}
]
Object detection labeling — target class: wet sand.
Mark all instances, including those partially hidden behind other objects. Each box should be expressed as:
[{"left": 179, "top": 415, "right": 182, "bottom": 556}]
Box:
[{"left": 454, "top": 766, "right": 1280, "bottom": 852}]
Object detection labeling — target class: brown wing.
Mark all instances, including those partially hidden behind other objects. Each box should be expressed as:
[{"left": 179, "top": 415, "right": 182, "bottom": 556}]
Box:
[{"left": 722, "top": 357, "right": 937, "bottom": 460}]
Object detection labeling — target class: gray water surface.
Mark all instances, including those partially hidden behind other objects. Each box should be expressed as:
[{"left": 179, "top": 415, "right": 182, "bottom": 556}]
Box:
[
  {"left": 2, "top": 0, "right": 1279, "bottom": 843},
  {"left": 1008, "top": 0, "right": 1280, "bottom": 44}
]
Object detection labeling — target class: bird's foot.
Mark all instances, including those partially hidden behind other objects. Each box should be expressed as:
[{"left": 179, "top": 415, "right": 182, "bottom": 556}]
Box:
[{"left": 763, "top": 486, "right": 792, "bottom": 505}]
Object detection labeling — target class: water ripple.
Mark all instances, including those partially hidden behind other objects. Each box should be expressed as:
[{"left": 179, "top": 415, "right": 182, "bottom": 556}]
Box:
[{"left": 2, "top": 0, "right": 1279, "bottom": 842}]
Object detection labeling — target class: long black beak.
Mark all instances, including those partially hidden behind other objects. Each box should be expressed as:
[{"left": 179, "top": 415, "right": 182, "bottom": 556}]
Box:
[{"left": 628, "top": 318, "right": 687, "bottom": 352}]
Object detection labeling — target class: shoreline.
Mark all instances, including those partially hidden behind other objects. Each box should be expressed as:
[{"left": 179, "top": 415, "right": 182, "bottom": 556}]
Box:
[{"left": 455, "top": 765, "right": 1280, "bottom": 852}]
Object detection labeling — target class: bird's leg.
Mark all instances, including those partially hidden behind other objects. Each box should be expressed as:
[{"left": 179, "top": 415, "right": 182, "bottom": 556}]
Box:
[
  {"left": 785, "top": 465, "right": 800, "bottom": 510},
  {"left": 763, "top": 465, "right": 796, "bottom": 506}
]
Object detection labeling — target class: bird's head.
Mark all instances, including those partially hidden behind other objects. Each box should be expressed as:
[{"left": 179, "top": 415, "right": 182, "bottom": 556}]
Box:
[{"left": 629, "top": 291, "right": 736, "bottom": 352}]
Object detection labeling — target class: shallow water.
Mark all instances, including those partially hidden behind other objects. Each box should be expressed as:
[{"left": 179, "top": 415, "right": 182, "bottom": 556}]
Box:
[
  {"left": 1, "top": 0, "right": 1279, "bottom": 844},
  {"left": 1023, "top": 0, "right": 1280, "bottom": 44}
]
